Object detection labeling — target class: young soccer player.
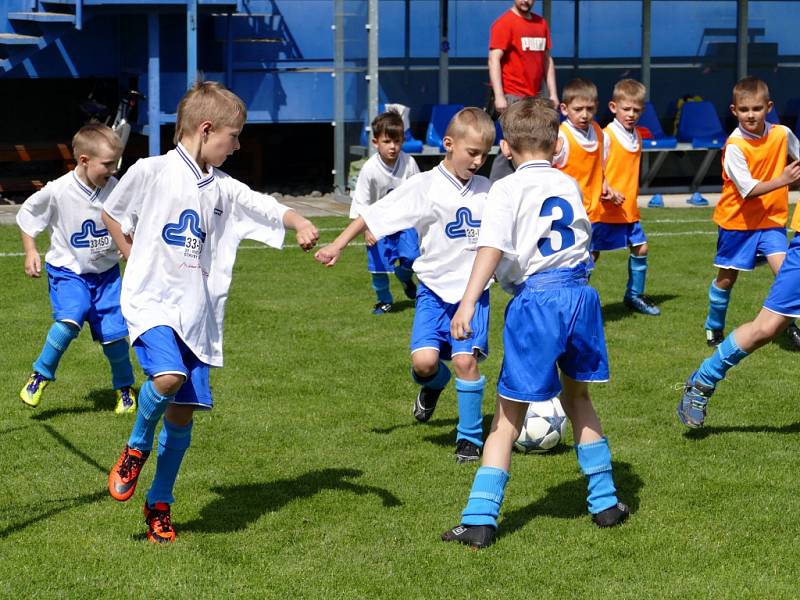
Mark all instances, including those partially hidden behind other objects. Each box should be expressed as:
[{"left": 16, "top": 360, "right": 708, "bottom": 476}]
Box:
[
  {"left": 316, "top": 108, "right": 495, "bottom": 463},
  {"left": 702, "top": 77, "right": 800, "bottom": 348},
  {"left": 350, "top": 111, "right": 420, "bottom": 314},
  {"left": 594, "top": 79, "right": 660, "bottom": 316},
  {"left": 16, "top": 123, "right": 137, "bottom": 414},
  {"left": 102, "top": 81, "right": 319, "bottom": 543},
  {"left": 441, "top": 97, "right": 628, "bottom": 550}
]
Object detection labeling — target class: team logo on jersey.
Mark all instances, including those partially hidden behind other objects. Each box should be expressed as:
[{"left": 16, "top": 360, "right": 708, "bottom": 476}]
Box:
[
  {"left": 70, "top": 220, "right": 112, "bottom": 255},
  {"left": 520, "top": 37, "right": 546, "bottom": 52},
  {"left": 162, "top": 209, "right": 207, "bottom": 258},
  {"left": 445, "top": 207, "right": 481, "bottom": 245}
]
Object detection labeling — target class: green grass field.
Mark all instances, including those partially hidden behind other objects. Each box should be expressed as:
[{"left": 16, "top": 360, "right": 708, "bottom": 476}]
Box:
[{"left": 1, "top": 208, "right": 799, "bottom": 598}]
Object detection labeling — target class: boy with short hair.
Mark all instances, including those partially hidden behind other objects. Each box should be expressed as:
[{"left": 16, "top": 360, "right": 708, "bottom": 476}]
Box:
[
  {"left": 316, "top": 108, "right": 496, "bottom": 463},
  {"left": 595, "top": 78, "right": 660, "bottom": 316},
  {"left": 442, "top": 97, "right": 627, "bottom": 550},
  {"left": 350, "top": 111, "right": 420, "bottom": 314},
  {"left": 102, "top": 81, "right": 319, "bottom": 543},
  {"left": 17, "top": 123, "right": 137, "bottom": 414},
  {"left": 701, "top": 76, "right": 800, "bottom": 348}
]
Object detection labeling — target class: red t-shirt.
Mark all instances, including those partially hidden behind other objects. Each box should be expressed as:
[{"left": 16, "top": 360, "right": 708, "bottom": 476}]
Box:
[{"left": 489, "top": 10, "right": 551, "bottom": 97}]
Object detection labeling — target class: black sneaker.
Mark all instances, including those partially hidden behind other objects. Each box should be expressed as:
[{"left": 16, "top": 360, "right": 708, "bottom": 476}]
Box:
[
  {"left": 705, "top": 328, "right": 724, "bottom": 347},
  {"left": 372, "top": 302, "right": 392, "bottom": 315},
  {"left": 401, "top": 278, "right": 417, "bottom": 300},
  {"left": 786, "top": 324, "right": 800, "bottom": 350},
  {"left": 592, "top": 502, "right": 630, "bottom": 528},
  {"left": 413, "top": 387, "right": 442, "bottom": 422},
  {"left": 455, "top": 439, "right": 481, "bottom": 463},
  {"left": 441, "top": 524, "right": 495, "bottom": 549}
]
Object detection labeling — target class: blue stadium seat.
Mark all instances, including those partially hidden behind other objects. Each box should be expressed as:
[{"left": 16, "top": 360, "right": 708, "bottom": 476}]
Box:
[
  {"left": 676, "top": 101, "right": 726, "bottom": 148},
  {"left": 796, "top": 113, "right": 800, "bottom": 138},
  {"left": 767, "top": 106, "right": 780, "bottom": 125},
  {"left": 638, "top": 102, "right": 678, "bottom": 149},
  {"left": 494, "top": 120, "right": 503, "bottom": 144},
  {"left": 425, "top": 104, "right": 464, "bottom": 151}
]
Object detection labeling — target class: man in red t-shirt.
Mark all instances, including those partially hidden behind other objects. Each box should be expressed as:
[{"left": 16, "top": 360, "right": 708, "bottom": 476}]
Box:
[{"left": 488, "top": 0, "right": 558, "bottom": 180}]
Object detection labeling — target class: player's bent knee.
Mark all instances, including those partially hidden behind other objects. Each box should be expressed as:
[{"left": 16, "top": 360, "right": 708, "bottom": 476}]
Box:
[
  {"left": 153, "top": 373, "right": 185, "bottom": 397},
  {"left": 411, "top": 352, "right": 439, "bottom": 377},
  {"left": 451, "top": 354, "right": 478, "bottom": 378}
]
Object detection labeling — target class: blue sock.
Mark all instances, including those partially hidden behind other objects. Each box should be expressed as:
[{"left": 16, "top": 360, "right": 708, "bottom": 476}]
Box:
[
  {"left": 371, "top": 273, "right": 393, "bottom": 304},
  {"left": 695, "top": 333, "right": 748, "bottom": 388},
  {"left": 146, "top": 418, "right": 193, "bottom": 506},
  {"left": 411, "top": 361, "right": 451, "bottom": 390},
  {"left": 128, "top": 380, "right": 173, "bottom": 452},
  {"left": 704, "top": 280, "right": 731, "bottom": 331},
  {"left": 625, "top": 255, "right": 648, "bottom": 298},
  {"left": 461, "top": 466, "right": 509, "bottom": 527},
  {"left": 394, "top": 262, "right": 414, "bottom": 284},
  {"left": 33, "top": 321, "right": 80, "bottom": 380},
  {"left": 576, "top": 437, "right": 619, "bottom": 514},
  {"left": 455, "top": 376, "right": 485, "bottom": 447},
  {"left": 102, "top": 338, "right": 135, "bottom": 390}
]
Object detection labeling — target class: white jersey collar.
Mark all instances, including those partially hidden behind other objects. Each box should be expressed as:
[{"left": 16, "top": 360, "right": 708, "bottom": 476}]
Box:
[
  {"left": 611, "top": 118, "right": 638, "bottom": 144},
  {"left": 737, "top": 122, "right": 772, "bottom": 141},
  {"left": 563, "top": 119, "right": 597, "bottom": 142},
  {"left": 71, "top": 170, "right": 100, "bottom": 201},
  {"left": 377, "top": 154, "right": 402, "bottom": 177},
  {"left": 436, "top": 162, "right": 474, "bottom": 197},
  {"left": 176, "top": 143, "right": 216, "bottom": 189},
  {"left": 516, "top": 159, "right": 552, "bottom": 171}
]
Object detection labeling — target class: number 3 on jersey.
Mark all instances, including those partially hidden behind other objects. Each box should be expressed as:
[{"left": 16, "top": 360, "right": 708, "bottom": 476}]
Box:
[{"left": 537, "top": 196, "right": 576, "bottom": 257}]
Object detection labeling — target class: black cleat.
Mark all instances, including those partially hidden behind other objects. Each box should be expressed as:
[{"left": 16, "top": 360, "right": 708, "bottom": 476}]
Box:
[
  {"left": 401, "top": 278, "right": 417, "bottom": 300},
  {"left": 786, "top": 324, "right": 800, "bottom": 350},
  {"left": 455, "top": 439, "right": 481, "bottom": 463},
  {"left": 372, "top": 302, "right": 392, "bottom": 315},
  {"left": 705, "top": 328, "right": 724, "bottom": 347},
  {"left": 413, "top": 387, "right": 443, "bottom": 422},
  {"left": 591, "top": 502, "right": 630, "bottom": 528},
  {"left": 441, "top": 524, "right": 495, "bottom": 549}
]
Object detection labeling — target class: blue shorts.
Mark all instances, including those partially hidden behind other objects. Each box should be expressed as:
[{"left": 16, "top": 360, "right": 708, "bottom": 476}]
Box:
[
  {"left": 46, "top": 263, "right": 127, "bottom": 343},
  {"left": 590, "top": 221, "right": 647, "bottom": 252},
  {"left": 133, "top": 326, "right": 213, "bottom": 410},
  {"left": 410, "top": 282, "right": 489, "bottom": 361},
  {"left": 367, "top": 228, "right": 420, "bottom": 273},
  {"left": 498, "top": 264, "right": 609, "bottom": 402},
  {"left": 763, "top": 235, "right": 800, "bottom": 317},
  {"left": 714, "top": 227, "right": 787, "bottom": 271}
]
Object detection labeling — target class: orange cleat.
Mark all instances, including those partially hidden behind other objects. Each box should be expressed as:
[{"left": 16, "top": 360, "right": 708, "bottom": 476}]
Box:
[
  {"left": 108, "top": 445, "right": 150, "bottom": 502},
  {"left": 144, "top": 501, "right": 176, "bottom": 544}
]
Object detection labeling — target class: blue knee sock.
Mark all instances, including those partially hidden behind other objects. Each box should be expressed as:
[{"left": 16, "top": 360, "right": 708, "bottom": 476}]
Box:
[
  {"left": 411, "top": 361, "right": 451, "bottom": 390},
  {"left": 625, "top": 255, "right": 648, "bottom": 299},
  {"left": 33, "top": 321, "right": 80, "bottom": 380},
  {"left": 146, "top": 418, "right": 193, "bottom": 507},
  {"left": 371, "top": 273, "right": 393, "bottom": 304},
  {"left": 576, "top": 437, "right": 619, "bottom": 514},
  {"left": 455, "top": 376, "right": 485, "bottom": 447},
  {"left": 704, "top": 280, "right": 731, "bottom": 331},
  {"left": 394, "top": 262, "right": 414, "bottom": 284},
  {"left": 128, "top": 380, "right": 173, "bottom": 452},
  {"left": 695, "top": 333, "right": 748, "bottom": 388},
  {"left": 102, "top": 338, "right": 135, "bottom": 390},
  {"left": 461, "top": 466, "right": 509, "bottom": 528}
]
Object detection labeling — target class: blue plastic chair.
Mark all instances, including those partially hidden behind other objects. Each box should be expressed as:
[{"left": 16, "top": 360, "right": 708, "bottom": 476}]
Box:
[
  {"left": 796, "top": 113, "right": 800, "bottom": 138},
  {"left": 638, "top": 102, "right": 678, "bottom": 149},
  {"left": 425, "top": 104, "right": 465, "bottom": 151},
  {"left": 676, "top": 101, "right": 726, "bottom": 148},
  {"left": 767, "top": 106, "right": 780, "bottom": 125},
  {"left": 494, "top": 120, "right": 503, "bottom": 144}
]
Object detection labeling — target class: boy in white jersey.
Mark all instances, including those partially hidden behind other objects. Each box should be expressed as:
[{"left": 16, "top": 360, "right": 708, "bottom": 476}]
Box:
[
  {"left": 316, "top": 108, "right": 496, "bottom": 463},
  {"left": 17, "top": 124, "right": 137, "bottom": 414},
  {"left": 103, "top": 82, "right": 319, "bottom": 544},
  {"left": 350, "top": 111, "right": 420, "bottom": 313},
  {"left": 442, "top": 98, "right": 628, "bottom": 550}
]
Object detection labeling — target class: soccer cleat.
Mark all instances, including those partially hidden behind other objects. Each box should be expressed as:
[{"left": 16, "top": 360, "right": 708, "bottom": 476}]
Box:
[
  {"left": 441, "top": 524, "right": 495, "bottom": 549},
  {"left": 19, "top": 372, "right": 50, "bottom": 408},
  {"left": 592, "top": 502, "right": 630, "bottom": 528},
  {"left": 786, "top": 324, "right": 800, "bottom": 350},
  {"left": 372, "top": 302, "right": 392, "bottom": 315},
  {"left": 677, "top": 373, "right": 715, "bottom": 429},
  {"left": 455, "top": 439, "right": 481, "bottom": 464},
  {"left": 413, "top": 387, "right": 443, "bottom": 423},
  {"left": 705, "top": 329, "right": 724, "bottom": 347},
  {"left": 144, "top": 501, "right": 176, "bottom": 544},
  {"left": 109, "top": 445, "right": 150, "bottom": 502},
  {"left": 624, "top": 295, "right": 661, "bottom": 316},
  {"left": 114, "top": 387, "right": 137, "bottom": 415},
  {"left": 401, "top": 278, "right": 417, "bottom": 300}
]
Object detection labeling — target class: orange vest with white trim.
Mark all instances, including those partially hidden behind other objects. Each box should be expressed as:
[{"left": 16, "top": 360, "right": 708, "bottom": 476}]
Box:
[
  {"left": 558, "top": 122, "right": 604, "bottom": 221},
  {"left": 599, "top": 125, "right": 641, "bottom": 223},
  {"left": 715, "top": 126, "right": 788, "bottom": 230}
]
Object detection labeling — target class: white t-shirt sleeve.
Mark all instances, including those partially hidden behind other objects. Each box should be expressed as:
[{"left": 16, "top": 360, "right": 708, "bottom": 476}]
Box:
[
  {"left": 349, "top": 162, "right": 374, "bottom": 219},
  {"left": 553, "top": 130, "right": 569, "bottom": 169},
  {"left": 362, "top": 178, "right": 429, "bottom": 240},
  {"left": 16, "top": 183, "right": 55, "bottom": 238},
  {"left": 723, "top": 144, "right": 759, "bottom": 198},
  {"left": 408, "top": 156, "right": 421, "bottom": 177},
  {"left": 477, "top": 182, "right": 517, "bottom": 255},
  {"left": 104, "top": 159, "right": 147, "bottom": 235},
  {"left": 602, "top": 130, "right": 611, "bottom": 166},
  {"left": 786, "top": 127, "right": 800, "bottom": 160},
  {"left": 228, "top": 179, "right": 289, "bottom": 247}
]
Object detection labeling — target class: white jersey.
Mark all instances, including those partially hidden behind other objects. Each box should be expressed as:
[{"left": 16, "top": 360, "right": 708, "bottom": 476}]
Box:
[
  {"left": 103, "top": 144, "right": 289, "bottom": 367},
  {"left": 349, "top": 151, "right": 420, "bottom": 218},
  {"left": 363, "top": 162, "right": 491, "bottom": 303},
  {"left": 723, "top": 123, "right": 800, "bottom": 197},
  {"left": 603, "top": 118, "right": 640, "bottom": 158},
  {"left": 16, "top": 171, "right": 120, "bottom": 275},
  {"left": 479, "top": 160, "right": 592, "bottom": 293}
]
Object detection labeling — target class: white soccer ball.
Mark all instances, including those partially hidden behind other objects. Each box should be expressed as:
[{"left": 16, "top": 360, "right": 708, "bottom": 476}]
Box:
[{"left": 514, "top": 397, "right": 568, "bottom": 454}]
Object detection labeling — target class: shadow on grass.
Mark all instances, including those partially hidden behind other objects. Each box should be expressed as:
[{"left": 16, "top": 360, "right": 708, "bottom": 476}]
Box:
[
  {"left": 387, "top": 299, "right": 415, "bottom": 314},
  {"left": 684, "top": 421, "right": 800, "bottom": 440},
  {"left": 0, "top": 490, "right": 106, "bottom": 539},
  {"left": 372, "top": 417, "right": 457, "bottom": 435},
  {"left": 30, "top": 388, "right": 116, "bottom": 421},
  {"left": 0, "top": 424, "right": 35, "bottom": 437},
  {"left": 40, "top": 423, "right": 107, "bottom": 474},
  {"left": 771, "top": 331, "right": 800, "bottom": 354},
  {"left": 601, "top": 293, "right": 678, "bottom": 323},
  {"left": 498, "top": 461, "right": 641, "bottom": 541},
  {"left": 181, "top": 468, "right": 402, "bottom": 534},
  {"left": 422, "top": 415, "right": 495, "bottom": 448}
]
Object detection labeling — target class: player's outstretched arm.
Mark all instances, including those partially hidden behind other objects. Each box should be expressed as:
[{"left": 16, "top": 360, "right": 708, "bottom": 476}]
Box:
[
  {"left": 282, "top": 210, "right": 319, "bottom": 251},
  {"left": 450, "top": 247, "right": 503, "bottom": 340},
  {"left": 314, "top": 216, "right": 368, "bottom": 267},
  {"left": 102, "top": 210, "right": 133, "bottom": 260},
  {"left": 20, "top": 231, "right": 41, "bottom": 278},
  {"left": 746, "top": 160, "right": 800, "bottom": 198}
]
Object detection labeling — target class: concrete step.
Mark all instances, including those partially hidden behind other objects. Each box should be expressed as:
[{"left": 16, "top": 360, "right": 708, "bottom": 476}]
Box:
[
  {"left": 0, "top": 33, "right": 44, "bottom": 46},
  {"left": 8, "top": 12, "right": 76, "bottom": 24}
]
